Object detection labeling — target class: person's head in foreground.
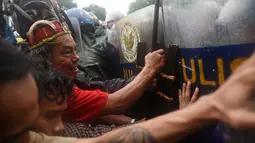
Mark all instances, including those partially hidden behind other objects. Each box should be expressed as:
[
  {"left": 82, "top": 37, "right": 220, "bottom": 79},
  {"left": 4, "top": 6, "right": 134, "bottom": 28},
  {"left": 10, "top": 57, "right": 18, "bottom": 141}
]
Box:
[
  {"left": 27, "top": 20, "right": 80, "bottom": 79},
  {"left": 0, "top": 38, "right": 39, "bottom": 142},
  {"left": 32, "top": 60, "right": 73, "bottom": 136}
]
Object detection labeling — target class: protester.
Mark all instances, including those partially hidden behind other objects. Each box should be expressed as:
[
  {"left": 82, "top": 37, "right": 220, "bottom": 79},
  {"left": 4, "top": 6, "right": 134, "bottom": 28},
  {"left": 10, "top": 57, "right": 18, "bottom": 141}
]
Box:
[
  {"left": 0, "top": 38, "right": 39, "bottom": 142},
  {"left": 1, "top": 37, "right": 255, "bottom": 143},
  {"left": 31, "top": 61, "right": 73, "bottom": 136},
  {"left": 26, "top": 20, "right": 165, "bottom": 124},
  {"left": 66, "top": 8, "right": 122, "bottom": 80}
]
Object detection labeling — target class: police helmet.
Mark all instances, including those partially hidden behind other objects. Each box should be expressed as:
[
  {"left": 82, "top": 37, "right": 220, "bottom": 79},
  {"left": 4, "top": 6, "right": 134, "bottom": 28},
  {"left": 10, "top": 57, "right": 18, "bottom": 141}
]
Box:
[
  {"left": 66, "top": 8, "right": 94, "bottom": 33},
  {"left": 88, "top": 12, "right": 100, "bottom": 28}
]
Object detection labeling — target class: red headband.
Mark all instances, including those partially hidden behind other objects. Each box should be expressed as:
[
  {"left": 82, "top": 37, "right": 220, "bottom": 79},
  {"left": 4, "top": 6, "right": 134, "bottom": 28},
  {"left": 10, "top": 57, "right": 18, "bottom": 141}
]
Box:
[{"left": 27, "top": 20, "right": 71, "bottom": 49}]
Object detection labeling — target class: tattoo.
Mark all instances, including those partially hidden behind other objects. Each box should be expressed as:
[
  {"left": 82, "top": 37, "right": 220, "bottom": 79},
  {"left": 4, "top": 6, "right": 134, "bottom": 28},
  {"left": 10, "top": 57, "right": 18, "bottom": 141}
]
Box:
[{"left": 108, "top": 126, "right": 157, "bottom": 143}]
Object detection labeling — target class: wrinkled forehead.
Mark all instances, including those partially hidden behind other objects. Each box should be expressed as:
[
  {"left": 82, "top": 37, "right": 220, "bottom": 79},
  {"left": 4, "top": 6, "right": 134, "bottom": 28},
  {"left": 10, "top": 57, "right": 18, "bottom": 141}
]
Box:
[{"left": 52, "top": 34, "right": 77, "bottom": 49}]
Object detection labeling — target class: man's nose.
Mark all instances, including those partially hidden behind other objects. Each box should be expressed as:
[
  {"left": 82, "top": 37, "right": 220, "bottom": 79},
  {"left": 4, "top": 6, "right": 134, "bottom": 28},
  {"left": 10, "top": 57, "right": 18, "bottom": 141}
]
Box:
[{"left": 72, "top": 53, "right": 80, "bottom": 63}]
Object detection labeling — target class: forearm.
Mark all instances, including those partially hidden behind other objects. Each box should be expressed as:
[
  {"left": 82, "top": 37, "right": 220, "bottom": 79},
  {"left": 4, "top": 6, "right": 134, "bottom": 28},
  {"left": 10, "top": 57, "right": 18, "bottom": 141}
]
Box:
[
  {"left": 136, "top": 96, "right": 218, "bottom": 143},
  {"left": 89, "top": 77, "right": 135, "bottom": 93},
  {"left": 104, "top": 67, "right": 155, "bottom": 114},
  {"left": 77, "top": 96, "right": 219, "bottom": 143},
  {"left": 98, "top": 115, "right": 132, "bottom": 125}
]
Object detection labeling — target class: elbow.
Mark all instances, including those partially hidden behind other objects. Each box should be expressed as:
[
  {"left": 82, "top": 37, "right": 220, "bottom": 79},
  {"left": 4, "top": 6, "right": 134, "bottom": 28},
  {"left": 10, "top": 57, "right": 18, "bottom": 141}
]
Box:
[
  {"left": 110, "top": 96, "right": 130, "bottom": 114},
  {"left": 106, "top": 93, "right": 131, "bottom": 115},
  {"left": 112, "top": 102, "right": 129, "bottom": 114}
]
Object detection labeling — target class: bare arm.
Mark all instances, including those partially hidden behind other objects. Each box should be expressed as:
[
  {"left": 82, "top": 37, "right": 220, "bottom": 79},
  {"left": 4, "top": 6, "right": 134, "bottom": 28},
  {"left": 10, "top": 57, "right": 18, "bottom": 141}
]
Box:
[
  {"left": 98, "top": 115, "right": 133, "bottom": 125},
  {"left": 75, "top": 53, "right": 255, "bottom": 143},
  {"left": 101, "top": 49, "right": 165, "bottom": 115},
  {"left": 75, "top": 95, "right": 218, "bottom": 143}
]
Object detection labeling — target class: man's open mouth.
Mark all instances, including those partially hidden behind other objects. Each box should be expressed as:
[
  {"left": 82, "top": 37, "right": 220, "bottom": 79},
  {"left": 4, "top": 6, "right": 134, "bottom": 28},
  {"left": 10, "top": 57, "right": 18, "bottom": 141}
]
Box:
[{"left": 70, "top": 67, "right": 79, "bottom": 73}]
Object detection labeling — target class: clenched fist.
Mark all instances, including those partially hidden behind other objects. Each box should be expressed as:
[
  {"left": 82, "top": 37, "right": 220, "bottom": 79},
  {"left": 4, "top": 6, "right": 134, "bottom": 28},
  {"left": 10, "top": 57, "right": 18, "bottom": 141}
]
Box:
[{"left": 144, "top": 49, "right": 165, "bottom": 74}]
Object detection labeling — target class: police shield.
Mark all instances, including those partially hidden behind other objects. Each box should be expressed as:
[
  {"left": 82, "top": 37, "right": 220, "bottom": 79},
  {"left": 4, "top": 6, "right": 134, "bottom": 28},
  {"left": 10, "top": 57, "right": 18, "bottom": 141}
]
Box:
[
  {"left": 162, "top": 1, "right": 255, "bottom": 142},
  {"left": 162, "top": 0, "right": 255, "bottom": 94}
]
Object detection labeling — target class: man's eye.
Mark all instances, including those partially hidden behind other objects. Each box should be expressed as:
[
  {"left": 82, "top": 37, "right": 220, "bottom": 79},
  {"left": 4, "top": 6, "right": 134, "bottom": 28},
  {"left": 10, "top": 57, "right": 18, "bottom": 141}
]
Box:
[
  {"left": 63, "top": 51, "right": 72, "bottom": 56},
  {"left": 65, "top": 51, "right": 72, "bottom": 54}
]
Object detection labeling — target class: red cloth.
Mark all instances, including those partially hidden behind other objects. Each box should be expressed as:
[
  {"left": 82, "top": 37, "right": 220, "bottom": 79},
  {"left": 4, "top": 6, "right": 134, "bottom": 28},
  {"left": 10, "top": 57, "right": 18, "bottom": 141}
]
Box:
[{"left": 62, "top": 87, "right": 108, "bottom": 123}]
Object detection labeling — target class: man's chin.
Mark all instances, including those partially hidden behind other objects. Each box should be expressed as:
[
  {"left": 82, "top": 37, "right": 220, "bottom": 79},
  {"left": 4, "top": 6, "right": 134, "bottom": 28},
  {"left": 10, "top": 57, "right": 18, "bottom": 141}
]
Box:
[{"left": 71, "top": 72, "right": 78, "bottom": 80}]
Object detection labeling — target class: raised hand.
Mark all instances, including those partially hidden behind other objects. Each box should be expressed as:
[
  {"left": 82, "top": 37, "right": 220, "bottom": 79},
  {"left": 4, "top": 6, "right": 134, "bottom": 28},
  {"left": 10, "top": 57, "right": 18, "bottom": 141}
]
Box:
[
  {"left": 144, "top": 49, "right": 165, "bottom": 74},
  {"left": 179, "top": 81, "right": 199, "bottom": 109}
]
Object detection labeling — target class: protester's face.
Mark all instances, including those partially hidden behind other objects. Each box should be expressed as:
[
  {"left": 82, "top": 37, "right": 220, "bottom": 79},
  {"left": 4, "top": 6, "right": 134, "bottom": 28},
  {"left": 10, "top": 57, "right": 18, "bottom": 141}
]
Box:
[
  {"left": 33, "top": 94, "right": 67, "bottom": 136},
  {"left": 0, "top": 73, "right": 39, "bottom": 142},
  {"left": 51, "top": 34, "right": 80, "bottom": 79}
]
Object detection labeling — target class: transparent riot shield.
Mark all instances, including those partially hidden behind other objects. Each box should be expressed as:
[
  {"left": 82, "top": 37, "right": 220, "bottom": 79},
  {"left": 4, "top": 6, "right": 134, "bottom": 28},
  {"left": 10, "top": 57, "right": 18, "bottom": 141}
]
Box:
[
  {"left": 162, "top": 0, "right": 255, "bottom": 93},
  {"left": 162, "top": 0, "right": 224, "bottom": 48},
  {"left": 162, "top": 0, "right": 255, "bottom": 48},
  {"left": 162, "top": 0, "right": 255, "bottom": 142}
]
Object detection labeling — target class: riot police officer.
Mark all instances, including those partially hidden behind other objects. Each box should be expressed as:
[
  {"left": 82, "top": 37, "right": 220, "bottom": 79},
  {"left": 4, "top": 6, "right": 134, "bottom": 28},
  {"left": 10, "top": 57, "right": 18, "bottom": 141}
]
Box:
[
  {"left": 105, "top": 11, "right": 124, "bottom": 30},
  {"left": 88, "top": 12, "right": 109, "bottom": 43}
]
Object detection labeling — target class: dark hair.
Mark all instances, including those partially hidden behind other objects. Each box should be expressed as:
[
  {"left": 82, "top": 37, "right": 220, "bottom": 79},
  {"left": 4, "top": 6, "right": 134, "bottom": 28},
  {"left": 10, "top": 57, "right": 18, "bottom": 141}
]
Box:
[
  {"left": 32, "top": 60, "right": 73, "bottom": 105},
  {"left": 0, "top": 38, "right": 31, "bottom": 84},
  {"left": 27, "top": 44, "right": 53, "bottom": 61}
]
